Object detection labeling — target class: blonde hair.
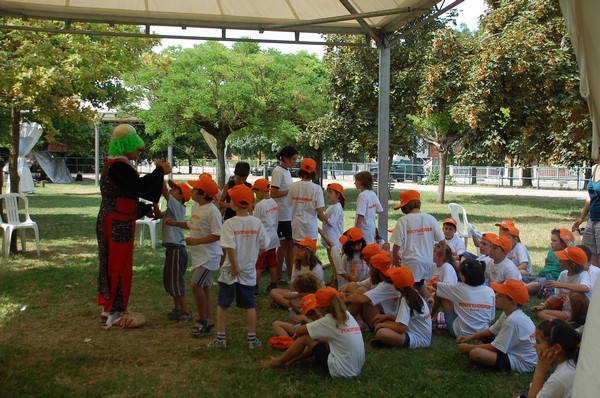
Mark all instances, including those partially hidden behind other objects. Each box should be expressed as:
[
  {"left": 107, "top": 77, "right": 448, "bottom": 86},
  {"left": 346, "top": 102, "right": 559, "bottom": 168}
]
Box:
[
  {"left": 294, "top": 246, "right": 323, "bottom": 271},
  {"left": 327, "top": 294, "right": 349, "bottom": 328}
]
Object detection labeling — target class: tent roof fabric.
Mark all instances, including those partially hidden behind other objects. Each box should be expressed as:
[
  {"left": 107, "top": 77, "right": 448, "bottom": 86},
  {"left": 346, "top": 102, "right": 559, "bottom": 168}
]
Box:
[{"left": 0, "top": 0, "right": 446, "bottom": 36}]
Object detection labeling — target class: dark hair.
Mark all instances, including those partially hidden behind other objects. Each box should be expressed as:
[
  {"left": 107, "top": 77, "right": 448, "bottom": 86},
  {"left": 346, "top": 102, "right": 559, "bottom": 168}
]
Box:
[
  {"left": 369, "top": 266, "right": 392, "bottom": 285},
  {"left": 577, "top": 244, "right": 592, "bottom": 262},
  {"left": 276, "top": 146, "right": 298, "bottom": 161},
  {"left": 343, "top": 238, "right": 367, "bottom": 261},
  {"left": 354, "top": 171, "right": 373, "bottom": 190},
  {"left": 459, "top": 259, "right": 486, "bottom": 286},
  {"left": 400, "top": 286, "right": 424, "bottom": 316},
  {"left": 234, "top": 162, "right": 250, "bottom": 177},
  {"left": 192, "top": 187, "right": 213, "bottom": 202},
  {"left": 291, "top": 272, "right": 322, "bottom": 293},
  {"left": 401, "top": 200, "right": 421, "bottom": 213},
  {"left": 536, "top": 319, "right": 581, "bottom": 364},
  {"left": 297, "top": 169, "right": 316, "bottom": 180},
  {"left": 566, "top": 261, "right": 584, "bottom": 274}
]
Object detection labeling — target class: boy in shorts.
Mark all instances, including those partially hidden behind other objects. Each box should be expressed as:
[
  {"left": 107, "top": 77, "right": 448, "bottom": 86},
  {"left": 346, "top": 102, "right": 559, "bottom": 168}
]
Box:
[
  {"left": 165, "top": 174, "right": 221, "bottom": 336},
  {"left": 208, "top": 184, "right": 268, "bottom": 349},
  {"left": 252, "top": 178, "right": 280, "bottom": 294},
  {"left": 161, "top": 180, "right": 192, "bottom": 320}
]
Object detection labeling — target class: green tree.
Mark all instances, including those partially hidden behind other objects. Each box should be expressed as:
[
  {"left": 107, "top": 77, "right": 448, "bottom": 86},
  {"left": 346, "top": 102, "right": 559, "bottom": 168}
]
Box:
[
  {"left": 0, "top": 19, "right": 157, "bottom": 192},
  {"left": 455, "top": 0, "right": 591, "bottom": 181}
]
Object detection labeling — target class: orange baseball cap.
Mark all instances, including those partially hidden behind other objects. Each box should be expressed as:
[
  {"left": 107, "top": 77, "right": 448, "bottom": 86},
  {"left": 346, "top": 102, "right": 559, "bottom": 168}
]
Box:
[
  {"left": 388, "top": 267, "right": 415, "bottom": 290},
  {"left": 495, "top": 220, "right": 515, "bottom": 229},
  {"left": 295, "top": 237, "right": 317, "bottom": 253},
  {"left": 300, "top": 293, "right": 317, "bottom": 315},
  {"left": 559, "top": 228, "right": 575, "bottom": 245},
  {"left": 485, "top": 234, "right": 513, "bottom": 253},
  {"left": 394, "top": 190, "right": 420, "bottom": 210},
  {"left": 326, "top": 183, "right": 346, "bottom": 201},
  {"left": 188, "top": 175, "right": 219, "bottom": 198},
  {"left": 346, "top": 227, "right": 364, "bottom": 242},
  {"left": 370, "top": 252, "right": 393, "bottom": 276},
  {"left": 268, "top": 336, "right": 294, "bottom": 349},
  {"left": 505, "top": 226, "right": 520, "bottom": 237},
  {"left": 339, "top": 235, "right": 348, "bottom": 246},
  {"left": 301, "top": 158, "right": 317, "bottom": 173},
  {"left": 252, "top": 178, "right": 271, "bottom": 192},
  {"left": 227, "top": 184, "right": 254, "bottom": 208},
  {"left": 315, "top": 286, "right": 342, "bottom": 307},
  {"left": 491, "top": 279, "right": 529, "bottom": 305},
  {"left": 555, "top": 246, "right": 587, "bottom": 266},
  {"left": 168, "top": 180, "right": 191, "bottom": 203},
  {"left": 361, "top": 243, "right": 382, "bottom": 261},
  {"left": 443, "top": 218, "right": 457, "bottom": 227}
]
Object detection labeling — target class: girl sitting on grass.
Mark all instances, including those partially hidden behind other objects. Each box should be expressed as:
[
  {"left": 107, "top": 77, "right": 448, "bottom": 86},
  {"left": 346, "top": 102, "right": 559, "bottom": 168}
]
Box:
[
  {"left": 261, "top": 287, "right": 365, "bottom": 378},
  {"left": 371, "top": 266, "right": 432, "bottom": 349},
  {"left": 272, "top": 293, "right": 321, "bottom": 337},
  {"left": 527, "top": 319, "right": 581, "bottom": 398},
  {"left": 336, "top": 228, "right": 369, "bottom": 292}
]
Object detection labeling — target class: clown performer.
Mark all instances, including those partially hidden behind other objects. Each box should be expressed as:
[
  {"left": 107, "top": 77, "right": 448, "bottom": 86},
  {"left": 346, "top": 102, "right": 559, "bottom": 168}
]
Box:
[{"left": 96, "top": 124, "right": 172, "bottom": 326}]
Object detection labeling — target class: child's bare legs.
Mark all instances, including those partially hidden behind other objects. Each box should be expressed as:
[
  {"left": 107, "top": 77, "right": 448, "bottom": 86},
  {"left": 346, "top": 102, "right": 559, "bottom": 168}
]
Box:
[
  {"left": 362, "top": 303, "right": 381, "bottom": 329},
  {"left": 216, "top": 305, "right": 227, "bottom": 334},
  {"left": 468, "top": 348, "right": 498, "bottom": 367},
  {"left": 270, "top": 288, "right": 292, "bottom": 308},
  {"left": 273, "top": 321, "right": 296, "bottom": 337},
  {"left": 175, "top": 295, "right": 191, "bottom": 315},
  {"left": 569, "top": 292, "right": 589, "bottom": 323},
  {"left": 526, "top": 281, "right": 542, "bottom": 295},
  {"left": 192, "top": 284, "right": 206, "bottom": 321},
  {"left": 277, "top": 240, "right": 293, "bottom": 281},
  {"left": 261, "top": 334, "right": 318, "bottom": 369},
  {"left": 535, "top": 309, "right": 569, "bottom": 321},
  {"left": 375, "top": 327, "right": 406, "bottom": 347},
  {"left": 246, "top": 308, "right": 257, "bottom": 334}
]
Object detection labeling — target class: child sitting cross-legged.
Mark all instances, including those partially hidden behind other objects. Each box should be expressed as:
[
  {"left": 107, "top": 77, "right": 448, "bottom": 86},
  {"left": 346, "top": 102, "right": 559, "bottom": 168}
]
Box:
[
  {"left": 456, "top": 279, "right": 537, "bottom": 373},
  {"left": 272, "top": 292, "right": 322, "bottom": 337}
]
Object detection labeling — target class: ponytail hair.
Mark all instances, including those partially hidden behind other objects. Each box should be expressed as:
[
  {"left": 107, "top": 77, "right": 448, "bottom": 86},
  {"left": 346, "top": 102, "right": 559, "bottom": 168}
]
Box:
[
  {"left": 400, "top": 286, "right": 425, "bottom": 316},
  {"left": 327, "top": 294, "right": 349, "bottom": 328},
  {"left": 536, "top": 319, "right": 581, "bottom": 364}
]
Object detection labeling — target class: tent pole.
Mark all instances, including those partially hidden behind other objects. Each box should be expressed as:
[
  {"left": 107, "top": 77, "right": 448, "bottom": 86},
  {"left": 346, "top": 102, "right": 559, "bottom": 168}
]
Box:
[
  {"left": 95, "top": 124, "right": 100, "bottom": 187},
  {"left": 377, "top": 36, "right": 391, "bottom": 242}
]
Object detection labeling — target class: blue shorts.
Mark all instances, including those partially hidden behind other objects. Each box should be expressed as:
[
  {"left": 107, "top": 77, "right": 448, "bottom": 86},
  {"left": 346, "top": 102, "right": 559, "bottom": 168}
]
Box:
[
  {"left": 218, "top": 282, "right": 255, "bottom": 309},
  {"left": 163, "top": 245, "right": 188, "bottom": 297},
  {"left": 444, "top": 309, "right": 459, "bottom": 337}
]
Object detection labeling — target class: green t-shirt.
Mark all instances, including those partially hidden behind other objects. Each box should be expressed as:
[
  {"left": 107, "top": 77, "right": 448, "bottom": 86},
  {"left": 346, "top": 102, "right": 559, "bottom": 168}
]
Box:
[{"left": 538, "top": 249, "right": 561, "bottom": 279}]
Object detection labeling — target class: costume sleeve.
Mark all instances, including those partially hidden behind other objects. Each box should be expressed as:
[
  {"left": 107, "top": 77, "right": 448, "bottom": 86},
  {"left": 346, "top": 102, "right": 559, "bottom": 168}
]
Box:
[{"left": 109, "top": 162, "right": 165, "bottom": 203}]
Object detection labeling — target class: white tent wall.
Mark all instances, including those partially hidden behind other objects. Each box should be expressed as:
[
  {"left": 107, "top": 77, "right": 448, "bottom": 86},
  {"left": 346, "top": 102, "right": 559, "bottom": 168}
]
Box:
[
  {"left": 29, "top": 151, "right": 74, "bottom": 184},
  {"left": 6, "top": 122, "right": 43, "bottom": 193},
  {"left": 559, "top": 2, "right": 600, "bottom": 397}
]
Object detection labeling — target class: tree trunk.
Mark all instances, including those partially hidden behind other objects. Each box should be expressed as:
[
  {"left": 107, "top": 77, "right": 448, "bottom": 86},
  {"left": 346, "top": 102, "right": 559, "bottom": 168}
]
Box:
[
  {"left": 522, "top": 166, "right": 533, "bottom": 187},
  {"left": 187, "top": 156, "right": 193, "bottom": 174},
  {"left": 437, "top": 150, "right": 448, "bottom": 204},
  {"left": 9, "top": 105, "right": 21, "bottom": 193},
  {"left": 470, "top": 166, "right": 477, "bottom": 185},
  {"left": 216, "top": 132, "right": 226, "bottom": 189}
]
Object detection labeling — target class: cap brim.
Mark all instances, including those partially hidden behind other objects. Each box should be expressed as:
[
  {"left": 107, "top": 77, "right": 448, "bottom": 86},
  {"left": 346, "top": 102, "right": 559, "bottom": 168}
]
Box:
[{"left": 555, "top": 250, "right": 569, "bottom": 261}]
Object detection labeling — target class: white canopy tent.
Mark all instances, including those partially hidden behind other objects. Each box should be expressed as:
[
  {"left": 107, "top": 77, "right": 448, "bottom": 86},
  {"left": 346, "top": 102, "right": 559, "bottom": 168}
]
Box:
[{"left": 5, "top": 122, "right": 43, "bottom": 193}]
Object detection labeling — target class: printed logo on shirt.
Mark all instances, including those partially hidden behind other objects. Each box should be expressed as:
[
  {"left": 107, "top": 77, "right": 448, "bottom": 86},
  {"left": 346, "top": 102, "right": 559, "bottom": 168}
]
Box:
[
  {"left": 292, "top": 196, "right": 313, "bottom": 203},
  {"left": 234, "top": 229, "right": 259, "bottom": 235},
  {"left": 368, "top": 204, "right": 377, "bottom": 209},
  {"left": 458, "top": 302, "right": 492, "bottom": 310},
  {"left": 407, "top": 227, "right": 433, "bottom": 234},
  {"left": 265, "top": 207, "right": 278, "bottom": 214},
  {"left": 341, "top": 326, "right": 361, "bottom": 334},
  {"left": 424, "top": 313, "right": 432, "bottom": 320}
]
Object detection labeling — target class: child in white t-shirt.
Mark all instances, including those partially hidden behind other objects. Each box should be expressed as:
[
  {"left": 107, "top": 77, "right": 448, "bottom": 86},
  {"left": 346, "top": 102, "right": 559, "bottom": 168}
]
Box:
[
  {"left": 289, "top": 158, "right": 327, "bottom": 241},
  {"left": 262, "top": 287, "right": 365, "bottom": 378},
  {"left": 252, "top": 178, "right": 280, "bottom": 294},
  {"left": 372, "top": 266, "right": 432, "bottom": 349},
  {"left": 435, "top": 259, "right": 495, "bottom": 337},
  {"left": 345, "top": 252, "right": 400, "bottom": 330},
  {"left": 430, "top": 242, "right": 458, "bottom": 316},
  {"left": 442, "top": 217, "right": 466, "bottom": 259},
  {"left": 483, "top": 233, "right": 522, "bottom": 285},
  {"left": 207, "top": 184, "right": 268, "bottom": 349},
  {"left": 353, "top": 171, "right": 383, "bottom": 245},
  {"left": 527, "top": 320, "right": 581, "bottom": 398},
  {"left": 456, "top": 279, "right": 537, "bottom": 373},
  {"left": 578, "top": 244, "right": 600, "bottom": 290},
  {"left": 337, "top": 228, "right": 369, "bottom": 291},
  {"left": 272, "top": 281, "right": 322, "bottom": 337},
  {"left": 504, "top": 225, "right": 534, "bottom": 277},
  {"left": 321, "top": 183, "right": 345, "bottom": 286},
  {"left": 165, "top": 175, "right": 221, "bottom": 336},
  {"left": 389, "top": 190, "right": 444, "bottom": 298}
]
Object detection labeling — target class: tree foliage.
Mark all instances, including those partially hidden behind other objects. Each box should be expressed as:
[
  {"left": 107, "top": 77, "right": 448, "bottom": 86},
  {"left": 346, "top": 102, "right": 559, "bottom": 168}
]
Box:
[{"left": 0, "top": 19, "right": 157, "bottom": 191}]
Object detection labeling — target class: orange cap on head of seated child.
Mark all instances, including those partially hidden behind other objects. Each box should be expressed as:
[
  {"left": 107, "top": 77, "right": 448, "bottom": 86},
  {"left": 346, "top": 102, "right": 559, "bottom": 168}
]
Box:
[
  {"left": 490, "top": 279, "right": 529, "bottom": 305},
  {"left": 485, "top": 234, "right": 513, "bottom": 253},
  {"left": 315, "top": 286, "right": 342, "bottom": 307},
  {"left": 300, "top": 293, "right": 317, "bottom": 315},
  {"left": 559, "top": 228, "right": 575, "bottom": 246},
  {"left": 555, "top": 246, "right": 587, "bottom": 266},
  {"left": 346, "top": 227, "right": 364, "bottom": 242},
  {"left": 361, "top": 243, "right": 382, "bottom": 261},
  {"left": 495, "top": 220, "right": 515, "bottom": 229},
  {"left": 370, "top": 252, "right": 393, "bottom": 276},
  {"left": 388, "top": 267, "right": 415, "bottom": 290},
  {"left": 295, "top": 237, "right": 317, "bottom": 253}
]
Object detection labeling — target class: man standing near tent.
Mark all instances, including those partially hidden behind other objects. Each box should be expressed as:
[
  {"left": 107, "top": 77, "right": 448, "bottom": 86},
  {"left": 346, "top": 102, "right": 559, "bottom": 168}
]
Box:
[{"left": 96, "top": 124, "right": 171, "bottom": 326}]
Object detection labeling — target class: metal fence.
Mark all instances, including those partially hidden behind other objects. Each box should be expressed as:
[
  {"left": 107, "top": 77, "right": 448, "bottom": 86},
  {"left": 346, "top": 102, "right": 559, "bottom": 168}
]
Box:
[{"left": 59, "top": 157, "right": 590, "bottom": 191}]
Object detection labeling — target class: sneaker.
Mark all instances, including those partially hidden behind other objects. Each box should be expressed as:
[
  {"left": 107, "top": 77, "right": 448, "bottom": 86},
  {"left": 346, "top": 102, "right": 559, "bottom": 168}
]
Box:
[
  {"left": 167, "top": 309, "right": 181, "bottom": 320},
  {"left": 248, "top": 338, "right": 262, "bottom": 349},
  {"left": 179, "top": 312, "right": 193, "bottom": 321},
  {"left": 207, "top": 338, "right": 227, "bottom": 348}
]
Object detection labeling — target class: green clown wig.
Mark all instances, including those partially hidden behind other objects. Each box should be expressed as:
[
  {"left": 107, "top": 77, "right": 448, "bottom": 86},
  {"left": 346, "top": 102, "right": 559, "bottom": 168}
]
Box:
[{"left": 108, "top": 124, "right": 145, "bottom": 156}]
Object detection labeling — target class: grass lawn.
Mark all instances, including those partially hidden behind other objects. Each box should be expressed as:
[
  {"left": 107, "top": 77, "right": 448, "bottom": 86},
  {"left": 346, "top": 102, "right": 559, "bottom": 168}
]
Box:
[{"left": 0, "top": 181, "right": 583, "bottom": 397}]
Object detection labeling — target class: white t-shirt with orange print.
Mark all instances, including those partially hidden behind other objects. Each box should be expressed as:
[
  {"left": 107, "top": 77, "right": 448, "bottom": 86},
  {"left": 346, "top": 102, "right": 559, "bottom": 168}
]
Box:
[
  {"left": 289, "top": 180, "right": 325, "bottom": 241},
  {"left": 390, "top": 212, "right": 444, "bottom": 281},
  {"left": 355, "top": 189, "right": 383, "bottom": 244},
  {"left": 435, "top": 281, "right": 495, "bottom": 336}
]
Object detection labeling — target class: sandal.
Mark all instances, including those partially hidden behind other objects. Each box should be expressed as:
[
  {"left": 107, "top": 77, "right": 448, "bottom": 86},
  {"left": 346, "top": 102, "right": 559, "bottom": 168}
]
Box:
[{"left": 190, "top": 320, "right": 215, "bottom": 336}]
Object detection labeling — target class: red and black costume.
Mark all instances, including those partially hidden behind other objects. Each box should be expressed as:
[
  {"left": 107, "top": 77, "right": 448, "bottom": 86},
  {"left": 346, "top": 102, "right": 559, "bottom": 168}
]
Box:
[{"left": 96, "top": 158, "right": 164, "bottom": 313}]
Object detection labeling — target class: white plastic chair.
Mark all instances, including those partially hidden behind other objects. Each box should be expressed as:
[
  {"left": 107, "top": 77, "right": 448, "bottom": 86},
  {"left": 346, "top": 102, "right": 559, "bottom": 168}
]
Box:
[
  {"left": 447, "top": 202, "right": 470, "bottom": 248},
  {"left": 0, "top": 193, "right": 41, "bottom": 259},
  {"left": 136, "top": 199, "right": 162, "bottom": 249}
]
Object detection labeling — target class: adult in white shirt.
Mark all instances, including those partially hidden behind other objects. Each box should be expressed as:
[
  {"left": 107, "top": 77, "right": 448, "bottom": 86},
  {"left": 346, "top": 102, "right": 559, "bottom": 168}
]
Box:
[{"left": 271, "top": 146, "right": 298, "bottom": 282}]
